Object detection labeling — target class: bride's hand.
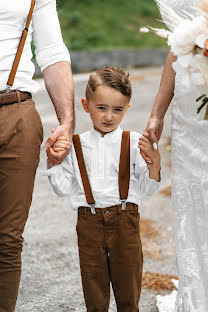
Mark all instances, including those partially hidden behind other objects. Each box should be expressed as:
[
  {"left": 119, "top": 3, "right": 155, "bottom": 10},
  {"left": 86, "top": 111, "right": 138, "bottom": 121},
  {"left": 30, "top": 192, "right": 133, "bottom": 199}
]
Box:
[
  {"left": 146, "top": 117, "right": 164, "bottom": 146},
  {"left": 140, "top": 117, "right": 164, "bottom": 164}
]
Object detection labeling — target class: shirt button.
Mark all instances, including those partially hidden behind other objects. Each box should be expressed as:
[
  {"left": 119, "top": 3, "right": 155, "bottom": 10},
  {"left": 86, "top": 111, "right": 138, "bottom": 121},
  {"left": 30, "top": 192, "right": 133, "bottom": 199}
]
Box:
[{"left": 104, "top": 209, "right": 109, "bottom": 215}]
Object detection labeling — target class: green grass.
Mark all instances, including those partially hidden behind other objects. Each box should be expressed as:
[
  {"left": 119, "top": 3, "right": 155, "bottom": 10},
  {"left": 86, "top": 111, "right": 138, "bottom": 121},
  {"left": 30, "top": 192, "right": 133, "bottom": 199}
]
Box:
[{"left": 57, "top": 0, "right": 167, "bottom": 51}]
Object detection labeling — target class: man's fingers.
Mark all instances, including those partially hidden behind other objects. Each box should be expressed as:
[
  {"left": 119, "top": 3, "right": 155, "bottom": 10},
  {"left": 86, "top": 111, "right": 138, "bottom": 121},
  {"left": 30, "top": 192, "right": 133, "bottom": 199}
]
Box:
[
  {"left": 56, "top": 136, "right": 71, "bottom": 142},
  {"left": 45, "top": 132, "right": 59, "bottom": 148},
  {"left": 47, "top": 146, "right": 70, "bottom": 163},
  {"left": 53, "top": 142, "right": 71, "bottom": 149},
  {"left": 53, "top": 147, "right": 65, "bottom": 152},
  {"left": 46, "top": 148, "right": 59, "bottom": 164}
]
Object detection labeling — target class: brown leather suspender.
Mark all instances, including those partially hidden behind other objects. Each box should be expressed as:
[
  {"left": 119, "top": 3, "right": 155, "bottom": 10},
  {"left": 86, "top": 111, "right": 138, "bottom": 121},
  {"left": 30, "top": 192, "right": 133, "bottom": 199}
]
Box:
[
  {"left": 6, "top": 0, "right": 36, "bottom": 93},
  {"left": 73, "top": 134, "right": 96, "bottom": 213},
  {"left": 73, "top": 131, "right": 130, "bottom": 213},
  {"left": 119, "top": 131, "right": 130, "bottom": 210}
]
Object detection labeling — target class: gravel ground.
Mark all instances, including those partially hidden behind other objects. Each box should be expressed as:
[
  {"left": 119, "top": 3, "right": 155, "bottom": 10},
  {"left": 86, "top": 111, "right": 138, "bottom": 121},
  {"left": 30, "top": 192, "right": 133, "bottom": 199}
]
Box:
[{"left": 15, "top": 67, "right": 175, "bottom": 312}]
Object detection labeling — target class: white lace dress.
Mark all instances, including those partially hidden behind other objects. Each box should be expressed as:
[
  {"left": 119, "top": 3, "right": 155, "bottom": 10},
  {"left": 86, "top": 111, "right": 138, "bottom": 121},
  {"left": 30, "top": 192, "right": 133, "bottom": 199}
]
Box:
[{"left": 158, "top": 1, "right": 208, "bottom": 311}]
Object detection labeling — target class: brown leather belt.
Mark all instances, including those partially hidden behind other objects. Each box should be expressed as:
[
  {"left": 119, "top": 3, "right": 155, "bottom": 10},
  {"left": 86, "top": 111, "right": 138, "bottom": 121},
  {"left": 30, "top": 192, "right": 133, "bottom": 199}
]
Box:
[{"left": 0, "top": 90, "right": 31, "bottom": 106}]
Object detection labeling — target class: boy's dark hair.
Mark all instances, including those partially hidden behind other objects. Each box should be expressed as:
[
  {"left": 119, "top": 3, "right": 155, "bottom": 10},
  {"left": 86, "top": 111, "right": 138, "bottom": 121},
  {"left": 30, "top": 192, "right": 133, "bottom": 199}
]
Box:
[{"left": 86, "top": 66, "right": 132, "bottom": 101}]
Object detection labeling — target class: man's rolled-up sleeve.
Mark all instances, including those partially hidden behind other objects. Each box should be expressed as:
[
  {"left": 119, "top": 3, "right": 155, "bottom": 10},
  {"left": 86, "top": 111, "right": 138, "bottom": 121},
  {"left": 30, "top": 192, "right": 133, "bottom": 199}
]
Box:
[{"left": 32, "top": 0, "right": 71, "bottom": 72}]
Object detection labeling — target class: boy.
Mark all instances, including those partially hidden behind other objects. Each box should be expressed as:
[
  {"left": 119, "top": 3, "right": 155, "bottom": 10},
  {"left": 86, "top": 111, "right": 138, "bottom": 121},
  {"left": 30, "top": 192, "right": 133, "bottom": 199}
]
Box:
[{"left": 44, "top": 66, "right": 160, "bottom": 312}]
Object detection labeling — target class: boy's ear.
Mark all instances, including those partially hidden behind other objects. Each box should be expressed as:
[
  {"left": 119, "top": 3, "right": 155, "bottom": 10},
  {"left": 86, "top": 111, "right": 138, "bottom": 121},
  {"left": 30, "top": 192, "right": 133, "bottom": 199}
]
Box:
[
  {"left": 81, "top": 98, "right": 89, "bottom": 112},
  {"left": 128, "top": 102, "right": 131, "bottom": 108}
]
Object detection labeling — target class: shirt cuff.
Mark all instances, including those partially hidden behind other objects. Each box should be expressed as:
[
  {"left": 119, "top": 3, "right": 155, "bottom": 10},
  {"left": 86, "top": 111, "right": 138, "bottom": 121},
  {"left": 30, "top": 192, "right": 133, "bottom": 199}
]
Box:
[{"left": 42, "top": 164, "right": 63, "bottom": 177}]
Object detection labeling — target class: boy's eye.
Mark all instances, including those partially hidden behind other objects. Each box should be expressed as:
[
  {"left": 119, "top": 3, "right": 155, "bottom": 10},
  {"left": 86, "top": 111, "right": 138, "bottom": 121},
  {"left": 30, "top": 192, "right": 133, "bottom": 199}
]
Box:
[
  {"left": 114, "top": 108, "right": 123, "bottom": 112},
  {"left": 97, "top": 106, "right": 105, "bottom": 110}
]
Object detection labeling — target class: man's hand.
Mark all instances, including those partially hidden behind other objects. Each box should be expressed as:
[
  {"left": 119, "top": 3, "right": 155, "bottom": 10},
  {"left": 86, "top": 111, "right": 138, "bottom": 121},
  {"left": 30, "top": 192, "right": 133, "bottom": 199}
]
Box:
[
  {"left": 43, "top": 61, "right": 74, "bottom": 166},
  {"left": 46, "top": 125, "right": 72, "bottom": 165}
]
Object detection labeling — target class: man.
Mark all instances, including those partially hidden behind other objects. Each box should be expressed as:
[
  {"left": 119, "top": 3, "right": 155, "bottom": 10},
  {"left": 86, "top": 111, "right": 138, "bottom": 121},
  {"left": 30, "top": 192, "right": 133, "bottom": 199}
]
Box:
[{"left": 0, "top": 1, "right": 74, "bottom": 311}]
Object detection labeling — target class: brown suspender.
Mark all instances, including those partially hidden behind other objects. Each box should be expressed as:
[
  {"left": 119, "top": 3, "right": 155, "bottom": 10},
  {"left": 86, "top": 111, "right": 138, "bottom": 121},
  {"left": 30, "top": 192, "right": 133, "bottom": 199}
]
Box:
[
  {"left": 73, "top": 131, "right": 130, "bottom": 213},
  {"left": 73, "top": 134, "right": 96, "bottom": 212},
  {"left": 119, "top": 131, "right": 130, "bottom": 204},
  {"left": 6, "top": 0, "right": 36, "bottom": 93}
]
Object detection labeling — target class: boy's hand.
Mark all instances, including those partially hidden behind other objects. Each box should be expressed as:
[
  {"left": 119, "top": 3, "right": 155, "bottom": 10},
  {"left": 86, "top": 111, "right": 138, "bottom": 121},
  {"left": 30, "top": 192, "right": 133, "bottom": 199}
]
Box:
[{"left": 138, "top": 132, "right": 161, "bottom": 180}]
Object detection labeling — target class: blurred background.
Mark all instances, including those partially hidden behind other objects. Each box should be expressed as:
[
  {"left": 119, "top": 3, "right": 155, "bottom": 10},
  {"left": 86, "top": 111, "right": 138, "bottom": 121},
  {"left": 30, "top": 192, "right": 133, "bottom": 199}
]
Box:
[
  {"left": 57, "top": 0, "right": 165, "bottom": 51},
  {"left": 34, "top": 0, "right": 169, "bottom": 74}
]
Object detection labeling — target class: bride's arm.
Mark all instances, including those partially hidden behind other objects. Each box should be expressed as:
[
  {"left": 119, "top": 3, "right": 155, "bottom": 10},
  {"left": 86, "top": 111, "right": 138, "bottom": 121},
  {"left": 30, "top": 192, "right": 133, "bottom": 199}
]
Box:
[{"left": 146, "top": 51, "right": 176, "bottom": 145}]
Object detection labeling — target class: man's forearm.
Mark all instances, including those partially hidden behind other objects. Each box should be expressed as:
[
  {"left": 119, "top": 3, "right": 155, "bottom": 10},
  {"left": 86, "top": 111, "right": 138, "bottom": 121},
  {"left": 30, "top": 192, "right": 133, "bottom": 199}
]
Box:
[
  {"left": 43, "top": 61, "right": 74, "bottom": 131},
  {"left": 151, "top": 51, "right": 176, "bottom": 119}
]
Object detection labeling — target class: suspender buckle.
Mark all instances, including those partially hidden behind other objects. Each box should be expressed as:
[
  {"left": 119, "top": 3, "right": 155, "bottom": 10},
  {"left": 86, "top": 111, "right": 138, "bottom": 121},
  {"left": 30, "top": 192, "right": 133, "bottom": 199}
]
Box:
[
  {"left": 90, "top": 204, "right": 96, "bottom": 215},
  {"left": 120, "top": 200, "right": 127, "bottom": 211}
]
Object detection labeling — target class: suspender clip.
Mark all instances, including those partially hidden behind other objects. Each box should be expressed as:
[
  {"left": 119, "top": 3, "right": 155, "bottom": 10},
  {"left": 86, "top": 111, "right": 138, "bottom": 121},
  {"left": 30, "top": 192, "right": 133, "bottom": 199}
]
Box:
[
  {"left": 5, "top": 85, "right": 11, "bottom": 94},
  {"left": 90, "top": 204, "right": 96, "bottom": 215},
  {"left": 121, "top": 200, "right": 127, "bottom": 211}
]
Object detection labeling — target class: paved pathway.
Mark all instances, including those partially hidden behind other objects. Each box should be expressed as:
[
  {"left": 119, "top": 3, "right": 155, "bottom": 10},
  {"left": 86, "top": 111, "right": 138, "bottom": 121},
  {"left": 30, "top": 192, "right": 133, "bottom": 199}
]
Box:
[{"left": 15, "top": 67, "right": 175, "bottom": 312}]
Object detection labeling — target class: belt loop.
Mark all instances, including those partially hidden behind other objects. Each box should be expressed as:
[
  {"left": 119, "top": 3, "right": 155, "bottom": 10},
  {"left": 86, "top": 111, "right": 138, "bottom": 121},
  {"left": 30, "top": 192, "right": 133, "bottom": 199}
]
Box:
[{"left": 16, "top": 90, "right": 21, "bottom": 103}]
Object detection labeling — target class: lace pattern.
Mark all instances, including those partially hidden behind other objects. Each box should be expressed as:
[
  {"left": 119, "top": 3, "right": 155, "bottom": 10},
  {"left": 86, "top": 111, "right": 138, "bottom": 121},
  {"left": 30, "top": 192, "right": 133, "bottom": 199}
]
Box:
[
  {"left": 171, "top": 81, "right": 208, "bottom": 312},
  {"left": 157, "top": 1, "right": 208, "bottom": 311}
]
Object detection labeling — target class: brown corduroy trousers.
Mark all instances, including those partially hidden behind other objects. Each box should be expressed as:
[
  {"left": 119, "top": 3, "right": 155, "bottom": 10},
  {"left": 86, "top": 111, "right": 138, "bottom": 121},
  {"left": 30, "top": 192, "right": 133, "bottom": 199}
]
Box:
[
  {"left": 76, "top": 202, "right": 143, "bottom": 312},
  {"left": 0, "top": 99, "right": 43, "bottom": 312}
]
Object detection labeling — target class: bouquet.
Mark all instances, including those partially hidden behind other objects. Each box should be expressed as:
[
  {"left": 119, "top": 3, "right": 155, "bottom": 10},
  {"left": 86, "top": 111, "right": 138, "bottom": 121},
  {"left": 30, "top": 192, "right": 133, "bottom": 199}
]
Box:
[{"left": 140, "top": 0, "right": 208, "bottom": 120}]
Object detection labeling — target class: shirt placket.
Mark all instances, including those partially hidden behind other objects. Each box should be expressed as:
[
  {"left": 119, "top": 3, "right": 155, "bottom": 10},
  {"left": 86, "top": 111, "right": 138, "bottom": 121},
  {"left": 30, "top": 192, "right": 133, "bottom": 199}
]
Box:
[{"left": 97, "top": 137, "right": 105, "bottom": 178}]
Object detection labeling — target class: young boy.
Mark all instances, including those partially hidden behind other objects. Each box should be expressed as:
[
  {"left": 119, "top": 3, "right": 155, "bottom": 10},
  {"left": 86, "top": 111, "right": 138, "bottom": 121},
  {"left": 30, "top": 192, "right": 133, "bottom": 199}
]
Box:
[{"left": 44, "top": 66, "right": 160, "bottom": 312}]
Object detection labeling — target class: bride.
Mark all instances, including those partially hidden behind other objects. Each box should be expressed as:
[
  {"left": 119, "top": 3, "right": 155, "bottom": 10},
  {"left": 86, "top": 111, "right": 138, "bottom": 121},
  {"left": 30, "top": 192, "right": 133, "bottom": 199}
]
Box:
[{"left": 143, "top": 0, "right": 208, "bottom": 311}]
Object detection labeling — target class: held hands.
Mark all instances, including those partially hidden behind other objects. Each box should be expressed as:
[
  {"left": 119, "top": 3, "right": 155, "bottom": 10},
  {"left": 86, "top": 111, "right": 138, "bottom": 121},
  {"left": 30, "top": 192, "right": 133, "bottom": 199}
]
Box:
[
  {"left": 46, "top": 128, "right": 72, "bottom": 167},
  {"left": 138, "top": 132, "right": 161, "bottom": 182},
  {"left": 140, "top": 117, "right": 164, "bottom": 165}
]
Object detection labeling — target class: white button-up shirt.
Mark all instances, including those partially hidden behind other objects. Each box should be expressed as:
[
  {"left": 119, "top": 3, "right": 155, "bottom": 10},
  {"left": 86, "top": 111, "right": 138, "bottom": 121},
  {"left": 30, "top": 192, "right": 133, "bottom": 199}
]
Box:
[
  {"left": 43, "top": 127, "right": 160, "bottom": 211},
  {"left": 0, "top": 0, "right": 71, "bottom": 94}
]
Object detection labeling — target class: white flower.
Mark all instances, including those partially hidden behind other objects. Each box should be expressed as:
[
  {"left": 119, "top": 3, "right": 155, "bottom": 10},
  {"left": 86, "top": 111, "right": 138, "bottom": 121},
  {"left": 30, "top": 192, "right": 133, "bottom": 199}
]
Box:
[
  {"left": 169, "top": 16, "right": 208, "bottom": 56},
  {"left": 177, "top": 54, "right": 193, "bottom": 68}
]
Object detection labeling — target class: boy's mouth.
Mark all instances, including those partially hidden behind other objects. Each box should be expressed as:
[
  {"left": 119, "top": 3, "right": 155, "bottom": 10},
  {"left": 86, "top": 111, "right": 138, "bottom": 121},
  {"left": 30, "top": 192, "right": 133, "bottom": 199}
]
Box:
[{"left": 103, "top": 123, "right": 113, "bottom": 126}]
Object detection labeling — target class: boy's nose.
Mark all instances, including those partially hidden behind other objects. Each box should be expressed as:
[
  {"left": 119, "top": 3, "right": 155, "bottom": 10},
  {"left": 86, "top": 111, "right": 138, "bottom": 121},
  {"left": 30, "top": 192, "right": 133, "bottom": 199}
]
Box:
[{"left": 105, "top": 112, "right": 113, "bottom": 121}]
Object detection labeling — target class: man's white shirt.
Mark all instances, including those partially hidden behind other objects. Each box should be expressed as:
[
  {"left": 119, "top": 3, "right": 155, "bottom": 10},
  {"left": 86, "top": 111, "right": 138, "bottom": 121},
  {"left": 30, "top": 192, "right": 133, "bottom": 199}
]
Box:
[
  {"left": 43, "top": 127, "right": 160, "bottom": 211},
  {"left": 0, "top": 0, "right": 71, "bottom": 94}
]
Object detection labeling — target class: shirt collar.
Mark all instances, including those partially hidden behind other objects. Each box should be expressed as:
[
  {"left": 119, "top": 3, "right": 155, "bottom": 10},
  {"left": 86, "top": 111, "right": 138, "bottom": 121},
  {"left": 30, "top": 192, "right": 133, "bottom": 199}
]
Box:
[{"left": 90, "top": 126, "right": 122, "bottom": 141}]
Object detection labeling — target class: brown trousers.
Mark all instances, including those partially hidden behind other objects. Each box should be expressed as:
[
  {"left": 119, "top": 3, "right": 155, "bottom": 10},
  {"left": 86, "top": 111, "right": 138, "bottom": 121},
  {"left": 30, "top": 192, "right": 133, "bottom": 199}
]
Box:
[
  {"left": 77, "top": 202, "right": 143, "bottom": 312},
  {"left": 0, "top": 99, "right": 43, "bottom": 312}
]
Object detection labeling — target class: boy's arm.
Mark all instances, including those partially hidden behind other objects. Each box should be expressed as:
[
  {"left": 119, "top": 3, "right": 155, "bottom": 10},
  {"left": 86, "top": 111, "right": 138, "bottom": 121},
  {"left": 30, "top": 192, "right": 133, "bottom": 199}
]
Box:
[
  {"left": 43, "top": 152, "right": 74, "bottom": 197},
  {"left": 133, "top": 133, "right": 160, "bottom": 196}
]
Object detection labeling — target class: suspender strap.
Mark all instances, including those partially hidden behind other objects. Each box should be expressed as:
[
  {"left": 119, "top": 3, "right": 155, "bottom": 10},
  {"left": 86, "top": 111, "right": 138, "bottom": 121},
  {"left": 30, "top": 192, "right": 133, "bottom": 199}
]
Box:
[
  {"left": 73, "top": 135, "right": 96, "bottom": 209},
  {"left": 6, "top": 0, "right": 36, "bottom": 92},
  {"left": 119, "top": 131, "right": 130, "bottom": 208}
]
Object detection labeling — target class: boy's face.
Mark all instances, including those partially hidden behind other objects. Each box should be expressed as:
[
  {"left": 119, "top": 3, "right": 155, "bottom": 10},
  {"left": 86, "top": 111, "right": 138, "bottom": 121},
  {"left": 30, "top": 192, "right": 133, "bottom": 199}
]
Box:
[{"left": 82, "top": 85, "right": 130, "bottom": 136}]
